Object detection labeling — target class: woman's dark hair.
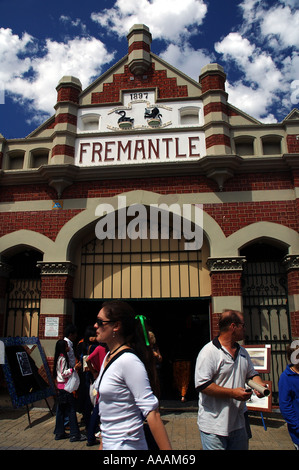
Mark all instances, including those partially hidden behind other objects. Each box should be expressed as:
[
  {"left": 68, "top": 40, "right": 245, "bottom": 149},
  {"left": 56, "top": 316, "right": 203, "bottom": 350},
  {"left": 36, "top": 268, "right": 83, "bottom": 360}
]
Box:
[
  {"left": 53, "top": 339, "right": 69, "bottom": 379},
  {"left": 102, "top": 300, "right": 159, "bottom": 397}
]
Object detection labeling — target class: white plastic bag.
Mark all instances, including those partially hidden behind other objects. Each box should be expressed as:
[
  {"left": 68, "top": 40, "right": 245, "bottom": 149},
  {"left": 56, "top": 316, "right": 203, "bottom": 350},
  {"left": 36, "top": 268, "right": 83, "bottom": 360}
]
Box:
[
  {"left": 89, "top": 382, "right": 97, "bottom": 406},
  {"left": 64, "top": 369, "right": 80, "bottom": 393}
]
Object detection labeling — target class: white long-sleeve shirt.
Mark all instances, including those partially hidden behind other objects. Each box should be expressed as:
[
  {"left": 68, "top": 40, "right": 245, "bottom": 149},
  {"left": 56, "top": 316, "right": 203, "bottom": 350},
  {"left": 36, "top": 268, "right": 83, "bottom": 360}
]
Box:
[
  {"left": 56, "top": 355, "right": 73, "bottom": 390},
  {"left": 97, "top": 351, "right": 159, "bottom": 450}
]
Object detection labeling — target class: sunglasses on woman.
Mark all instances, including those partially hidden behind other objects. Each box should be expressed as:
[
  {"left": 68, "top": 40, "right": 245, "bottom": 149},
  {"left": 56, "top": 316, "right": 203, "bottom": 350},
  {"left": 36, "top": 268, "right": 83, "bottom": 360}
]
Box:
[{"left": 95, "top": 318, "right": 114, "bottom": 327}]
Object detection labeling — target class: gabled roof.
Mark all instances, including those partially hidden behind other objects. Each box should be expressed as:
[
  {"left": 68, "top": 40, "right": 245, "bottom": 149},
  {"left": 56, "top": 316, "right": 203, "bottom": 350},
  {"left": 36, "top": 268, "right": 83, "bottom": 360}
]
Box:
[{"left": 283, "top": 108, "right": 299, "bottom": 122}]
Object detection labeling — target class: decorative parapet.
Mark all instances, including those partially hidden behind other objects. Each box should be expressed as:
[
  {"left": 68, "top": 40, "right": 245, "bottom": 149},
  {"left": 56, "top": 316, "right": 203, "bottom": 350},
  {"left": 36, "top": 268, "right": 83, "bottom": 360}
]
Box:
[
  {"left": 207, "top": 256, "right": 247, "bottom": 272},
  {"left": 37, "top": 261, "right": 77, "bottom": 276},
  {"left": 282, "top": 255, "right": 299, "bottom": 271}
]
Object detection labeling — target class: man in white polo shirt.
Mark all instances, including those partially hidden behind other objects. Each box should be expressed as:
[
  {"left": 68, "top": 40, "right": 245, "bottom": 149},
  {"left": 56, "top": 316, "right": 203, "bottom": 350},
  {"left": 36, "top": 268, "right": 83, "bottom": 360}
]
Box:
[{"left": 194, "top": 309, "right": 267, "bottom": 450}]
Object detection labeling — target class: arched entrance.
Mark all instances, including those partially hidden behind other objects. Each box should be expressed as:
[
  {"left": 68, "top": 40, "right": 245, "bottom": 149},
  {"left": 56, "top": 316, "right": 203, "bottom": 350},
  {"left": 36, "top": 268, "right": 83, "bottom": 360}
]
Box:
[
  {"left": 241, "top": 242, "right": 290, "bottom": 404},
  {"left": 72, "top": 225, "right": 211, "bottom": 400}
]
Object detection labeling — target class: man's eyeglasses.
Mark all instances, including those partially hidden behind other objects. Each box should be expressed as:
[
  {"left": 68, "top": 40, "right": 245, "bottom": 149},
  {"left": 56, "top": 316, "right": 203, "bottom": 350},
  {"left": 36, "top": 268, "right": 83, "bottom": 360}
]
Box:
[{"left": 95, "top": 319, "right": 114, "bottom": 327}]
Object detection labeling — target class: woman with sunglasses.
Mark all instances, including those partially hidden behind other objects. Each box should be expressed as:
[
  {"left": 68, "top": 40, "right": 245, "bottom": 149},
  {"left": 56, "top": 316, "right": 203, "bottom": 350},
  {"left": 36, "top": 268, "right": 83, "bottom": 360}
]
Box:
[{"left": 93, "top": 300, "right": 172, "bottom": 450}]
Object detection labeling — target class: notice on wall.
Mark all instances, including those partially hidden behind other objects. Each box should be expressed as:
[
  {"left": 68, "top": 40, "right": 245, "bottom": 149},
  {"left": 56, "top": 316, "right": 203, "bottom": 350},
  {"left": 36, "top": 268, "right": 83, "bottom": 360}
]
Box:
[{"left": 45, "top": 317, "right": 59, "bottom": 337}]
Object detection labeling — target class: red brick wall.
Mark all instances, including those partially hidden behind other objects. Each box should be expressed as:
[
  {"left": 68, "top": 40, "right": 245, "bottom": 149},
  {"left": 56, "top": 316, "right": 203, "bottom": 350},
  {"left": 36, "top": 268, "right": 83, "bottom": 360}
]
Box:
[
  {"left": 54, "top": 113, "right": 77, "bottom": 126},
  {"left": 51, "top": 144, "right": 75, "bottom": 158},
  {"left": 201, "top": 75, "right": 226, "bottom": 93},
  {"left": 0, "top": 210, "right": 82, "bottom": 241},
  {"left": 0, "top": 172, "right": 293, "bottom": 202},
  {"left": 57, "top": 86, "right": 80, "bottom": 104},
  {"left": 91, "top": 64, "right": 188, "bottom": 104},
  {"left": 287, "top": 270, "right": 299, "bottom": 295},
  {"left": 210, "top": 311, "right": 221, "bottom": 338},
  {"left": 128, "top": 41, "right": 150, "bottom": 53},
  {"left": 204, "top": 200, "right": 298, "bottom": 236},
  {"left": 290, "top": 311, "right": 299, "bottom": 337},
  {"left": 41, "top": 275, "right": 74, "bottom": 299},
  {"left": 287, "top": 135, "right": 299, "bottom": 154},
  {"left": 0, "top": 172, "right": 297, "bottom": 240},
  {"left": 210, "top": 272, "right": 243, "bottom": 297},
  {"left": 206, "top": 134, "right": 231, "bottom": 148}
]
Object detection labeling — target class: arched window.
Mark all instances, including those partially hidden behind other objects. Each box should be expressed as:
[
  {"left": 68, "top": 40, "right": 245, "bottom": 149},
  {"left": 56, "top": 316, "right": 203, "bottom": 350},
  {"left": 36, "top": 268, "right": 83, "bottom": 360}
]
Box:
[
  {"left": 262, "top": 136, "right": 282, "bottom": 155},
  {"left": 30, "top": 149, "right": 49, "bottom": 168},
  {"left": 234, "top": 136, "right": 254, "bottom": 156},
  {"left": 80, "top": 113, "right": 100, "bottom": 132},
  {"left": 6, "top": 150, "right": 25, "bottom": 170},
  {"left": 179, "top": 107, "right": 200, "bottom": 125}
]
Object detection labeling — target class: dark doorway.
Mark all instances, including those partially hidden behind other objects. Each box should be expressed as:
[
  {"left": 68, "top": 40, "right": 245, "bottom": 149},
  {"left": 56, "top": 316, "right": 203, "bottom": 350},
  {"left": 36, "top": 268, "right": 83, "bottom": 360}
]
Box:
[{"left": 74, "top": 297, "right": 210, "bottom": 400}]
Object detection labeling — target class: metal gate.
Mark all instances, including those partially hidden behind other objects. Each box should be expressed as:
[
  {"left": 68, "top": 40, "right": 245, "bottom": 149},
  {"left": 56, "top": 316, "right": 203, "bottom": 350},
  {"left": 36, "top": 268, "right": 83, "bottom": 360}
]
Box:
[
  {"left": 5, "top": 278, "right": 41, "bottom": 337},
  {"left": 242, "top": 260, "right": 291, "bottom": 405}
]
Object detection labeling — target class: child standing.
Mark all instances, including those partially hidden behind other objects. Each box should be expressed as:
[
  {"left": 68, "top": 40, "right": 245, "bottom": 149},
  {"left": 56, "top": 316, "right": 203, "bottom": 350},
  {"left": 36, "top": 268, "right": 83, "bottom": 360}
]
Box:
[{"left": 53, "top": 339, "right": 86, "bottom": 442}]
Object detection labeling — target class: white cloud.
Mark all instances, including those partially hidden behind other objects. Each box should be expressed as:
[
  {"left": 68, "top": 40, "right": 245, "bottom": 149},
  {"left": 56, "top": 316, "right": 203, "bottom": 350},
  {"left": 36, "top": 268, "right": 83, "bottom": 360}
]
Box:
[
  {"left": 260, "top": 5, "right": 299, "bottom": 48},
  {"left": 0, "top": 28, "right": 34, "bottom": 83},
  {"left": 160, "top": 43, "right": 214, "bottom": 81},
  {"left": 59, "top": 15, "right": 87, "bottom": 34},
  {"left": 0, "top": 28, "right": 115, "bottom": 124},
  {"left": 91, "top": 0, "right": 208, "bottom": 44},
  {"left": 215, "top": 31, "right": 283, "bottom": 115},
  {"left": 214, "top": 1, "right": 299, "bottom": 121}
]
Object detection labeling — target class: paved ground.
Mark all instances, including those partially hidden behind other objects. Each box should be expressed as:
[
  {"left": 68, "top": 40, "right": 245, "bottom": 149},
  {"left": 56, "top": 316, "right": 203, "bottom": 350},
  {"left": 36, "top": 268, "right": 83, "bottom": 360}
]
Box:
[{"left": 0, "top": 396, "right": 295, "bottom": 452}]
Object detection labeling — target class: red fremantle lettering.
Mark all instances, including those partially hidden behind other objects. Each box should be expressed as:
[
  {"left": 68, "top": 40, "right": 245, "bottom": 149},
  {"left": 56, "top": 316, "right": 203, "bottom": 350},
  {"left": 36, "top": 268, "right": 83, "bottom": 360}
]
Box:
[
  {"left": 92, "top": 142, "right": 102, "bottom": 162},
  {"left": 134, "top": 140, "right": 146, "bottom": 160},
  {"left": 105, "top": 141, "right": 115, "bottom": 161},
  {"left": 148, "top": 139, "right": 160, "bottom": 159},
  {"left": 189, "top": 137, "right": 200, "bottom": 157},
  {"left": 79, "top": 143, "right": 90, "bottom": 163},
  {"left": 162, "top": 138, "right": 172, "bottom": 159},
  {"left": 175, "top": 137, "right": 187, "bottom": 158},
  {"left": 79, "top": 136, "right": 201, "bottom": 163},
  {"left": 117, "top": 140, "right": 132, "bottom": 160}
]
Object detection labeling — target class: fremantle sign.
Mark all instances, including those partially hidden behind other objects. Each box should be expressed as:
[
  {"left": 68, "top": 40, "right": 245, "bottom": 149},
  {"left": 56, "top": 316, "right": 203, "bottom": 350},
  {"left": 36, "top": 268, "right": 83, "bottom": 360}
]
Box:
[{"left": 75, "top": 131, "right": 206, "bottom": 166}]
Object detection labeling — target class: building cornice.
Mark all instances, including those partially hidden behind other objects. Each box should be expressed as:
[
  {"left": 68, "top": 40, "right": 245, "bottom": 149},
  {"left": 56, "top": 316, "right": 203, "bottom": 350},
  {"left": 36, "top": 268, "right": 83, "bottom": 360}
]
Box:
[
  {"left": 0, "top": 153, "right": 298, "bottom": 196},
  {"left": 207, "top": 257, "right": 247, "bottom": 272},
  {"left": 37, "top": 261, "right": 77, "bottom": 276},
  {"left": 282, "top": 255, "right": 299, "bottom": 271}
]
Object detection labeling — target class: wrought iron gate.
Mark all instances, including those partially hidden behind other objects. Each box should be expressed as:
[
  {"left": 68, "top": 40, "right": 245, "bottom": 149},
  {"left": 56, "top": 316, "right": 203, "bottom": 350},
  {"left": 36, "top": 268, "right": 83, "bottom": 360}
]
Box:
[
  {"left": 242, "top": 260, "right": 291, "bottom": 405},
  {"left": 5, "top": 278, "right": 41, "bottom": 337}
]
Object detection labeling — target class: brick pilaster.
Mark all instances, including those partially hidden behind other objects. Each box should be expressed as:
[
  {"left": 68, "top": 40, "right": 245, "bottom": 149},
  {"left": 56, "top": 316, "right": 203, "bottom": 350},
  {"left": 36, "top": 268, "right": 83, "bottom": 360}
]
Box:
[
  {"left": 50, "top": 76, "right": 82, "bottom": 166},
  {"left": 207, "top": 257, "right": 246, "bottom": 338},
  {"left": 37, "top": 262, "right": 76, "bottom": 340}
]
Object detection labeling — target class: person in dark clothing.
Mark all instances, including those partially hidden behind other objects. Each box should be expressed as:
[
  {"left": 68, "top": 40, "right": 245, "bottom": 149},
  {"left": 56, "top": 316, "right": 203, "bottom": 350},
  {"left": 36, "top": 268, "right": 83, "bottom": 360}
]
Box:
[{"left": 279, "top": 341, "right": 299, "bottom": 450}]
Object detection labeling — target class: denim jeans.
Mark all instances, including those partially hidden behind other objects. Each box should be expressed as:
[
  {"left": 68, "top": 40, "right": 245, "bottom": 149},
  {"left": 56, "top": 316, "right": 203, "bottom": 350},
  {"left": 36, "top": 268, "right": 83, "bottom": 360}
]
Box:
[
  {"left": 54, "top": 389, "right": 80, "bottom": 438},
  {"left": 200, "top": 427, "right": 248, "bottom": 450}
]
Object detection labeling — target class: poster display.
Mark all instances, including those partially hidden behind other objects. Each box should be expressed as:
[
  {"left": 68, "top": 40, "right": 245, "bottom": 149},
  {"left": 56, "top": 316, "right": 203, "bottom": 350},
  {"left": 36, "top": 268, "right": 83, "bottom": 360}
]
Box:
[{"left": 0, "top": 336, "right": 56, "bottom": 408}]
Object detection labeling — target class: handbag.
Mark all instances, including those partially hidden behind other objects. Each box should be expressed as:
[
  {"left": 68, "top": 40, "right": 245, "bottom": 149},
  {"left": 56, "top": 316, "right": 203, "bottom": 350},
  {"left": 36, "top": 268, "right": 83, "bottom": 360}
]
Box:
[
  {"left": 64, "top": 369, "right": 80, "bottom": 393},
  {"left": 89, "top": 380, "right": 99, "bottom": 407}
]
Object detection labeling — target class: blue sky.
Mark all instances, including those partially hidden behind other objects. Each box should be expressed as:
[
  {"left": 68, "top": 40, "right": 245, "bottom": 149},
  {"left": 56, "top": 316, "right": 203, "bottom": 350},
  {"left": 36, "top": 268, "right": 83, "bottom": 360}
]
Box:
[{"left": 1, "top": 0, "right": 299, "bottom": 139}]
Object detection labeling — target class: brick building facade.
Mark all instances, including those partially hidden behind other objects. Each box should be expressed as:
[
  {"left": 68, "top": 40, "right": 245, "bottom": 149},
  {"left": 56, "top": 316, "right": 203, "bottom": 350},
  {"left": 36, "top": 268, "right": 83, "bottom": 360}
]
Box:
[{"left": 1, "top": 25, "right": 299, "bottom": 400}]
